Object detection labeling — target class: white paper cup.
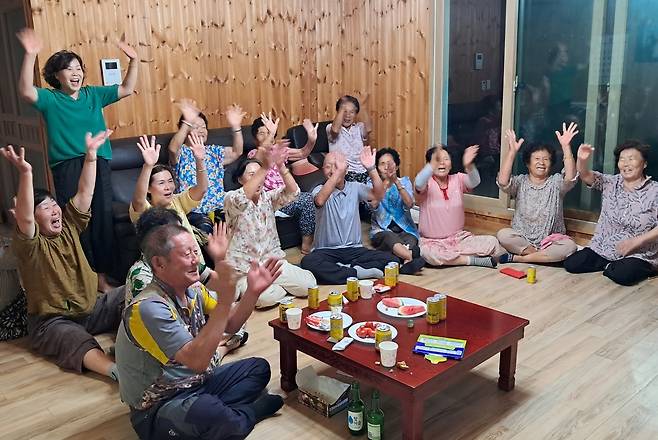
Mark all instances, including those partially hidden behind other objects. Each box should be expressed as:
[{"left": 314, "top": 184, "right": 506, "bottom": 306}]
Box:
[
  {"left": 359, "top": 280, "right": 374, "bottom": 299},
  {"left": 379, "top": 341, "right": 398, "bottom": 367},
  {"left": 286, "top": 308, "right": 303, "bottom": 330}
]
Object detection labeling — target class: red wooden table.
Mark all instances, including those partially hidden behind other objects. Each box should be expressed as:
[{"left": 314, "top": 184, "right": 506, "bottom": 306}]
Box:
[{"left": 269, "top": 281, "right": 529, "bottom": 440}]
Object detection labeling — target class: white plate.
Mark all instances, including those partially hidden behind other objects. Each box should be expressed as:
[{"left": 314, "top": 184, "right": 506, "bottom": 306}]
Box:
[
  {"left": 376, "top": 297, "right": 427, "bottom": 318},
  {"left": 347, "top": 321, "right": 398, "bottom": 344},
  {"left": 305, "top": 311, "right": 353, "bottom": 331}
]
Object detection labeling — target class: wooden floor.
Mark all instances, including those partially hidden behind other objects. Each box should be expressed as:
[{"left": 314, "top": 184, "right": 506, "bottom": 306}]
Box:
[{"left": 1, "top": 247, "right": 658, "bottom": 440}]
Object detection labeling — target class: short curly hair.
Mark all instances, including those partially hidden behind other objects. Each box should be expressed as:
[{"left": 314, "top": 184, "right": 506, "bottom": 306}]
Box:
[
  {"left": 522, "top": 143, "right": 556, "bottom": 167},
  {"left": 335, "top": 95, "right": 360, "bottom": 113},
  {"left": 42, "top": 50, "right": 85, "bottom": 89},
  {"left": 614, "top": 139, "right": 650, "bottom": 165},
  {"left": 376, "top": 147, "right": 401, "bottom": 177}
]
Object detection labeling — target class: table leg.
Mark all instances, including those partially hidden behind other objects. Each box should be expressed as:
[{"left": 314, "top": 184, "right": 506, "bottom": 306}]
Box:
[
  {"left": 402, "top": 398, "right": 424, "bottom": 440},
  {"left": 498, "top": 342, "right": 518, "bottom": 391},
  {"left": 279, "top": 338, "right": 298, "bottom": 392}
]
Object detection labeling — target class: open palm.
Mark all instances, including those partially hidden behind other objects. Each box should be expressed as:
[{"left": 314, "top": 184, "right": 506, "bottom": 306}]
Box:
[
  {"left": 85, "top": 129, "right": 113, "bottom": 158},
  {"left": 577, "top": 144, "right": 595, "bottom": 161},
  {"left": 505, "top": 129, "right": 524, "bottom": 153},
  {"left": 137, "top": 135, "right": 161, "bottom": 166},
  {"left": 555, "top": 122, "right": 579, "bottom": 147},
  {"left": 0, "top": 145, "right": 32, "bottom": 174},
  {"left": 245, "top": 258, "right": 282, "bottom": 298},
  {"left": 16, "top": 28, "right": 42, "bottom": 54},
  {"left": 187, "top": 132, "right": 206, "bottom": 160},
  {"left": 225, "top": 104, "right": 247, "bottom": 127}
]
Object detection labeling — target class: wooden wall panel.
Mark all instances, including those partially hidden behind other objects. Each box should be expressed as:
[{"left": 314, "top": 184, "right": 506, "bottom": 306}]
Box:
[{"left": 28, "top": 0, "right": 431, "bottom": 176}]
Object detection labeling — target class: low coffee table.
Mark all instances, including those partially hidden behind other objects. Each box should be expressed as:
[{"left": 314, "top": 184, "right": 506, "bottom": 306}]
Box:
[{"left": 269, "top": 281, "right": 529, "bottom": 440}]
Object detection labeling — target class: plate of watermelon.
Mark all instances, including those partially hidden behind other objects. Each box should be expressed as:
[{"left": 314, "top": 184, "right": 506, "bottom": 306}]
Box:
[
  {"left": 305, "top": 311, "right": 353, "bottom": 331},
  {"left": 347, "top": 321, "right": 399, "bottom": 344},
  {"left": 377, "top": 297, "right": 427, "bottom": 318}
]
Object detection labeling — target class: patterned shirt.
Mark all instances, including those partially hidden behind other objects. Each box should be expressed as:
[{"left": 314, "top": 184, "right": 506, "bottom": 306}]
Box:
[
  {"left": 588, "top": 172, "right": 658, "bottom": 266},
  {"left": 326, "top": 122, "right": 367, "bottom": 173},
  {"left": 498, "top": 173, "right": 576, "bottom": 247},
  {"left": 175, "top": 144, "right": 226, "bottom": 213},
  {"left": 116, "top": 279, "right": 221, "bottom": 410},
  {"left": 124, "top": 258, "right": 153, "bottom": 306},
  {"left": 224, "top": 186, "right": 299, "bottom": 274},
  {"left": 369, "top": 177, "right": 419, "bottom": 239}
]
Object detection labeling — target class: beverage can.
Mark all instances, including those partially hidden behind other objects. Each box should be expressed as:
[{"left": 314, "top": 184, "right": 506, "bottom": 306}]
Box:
[
  {"left": 327, "top": 290, "right": 343, "bottom": 314},
  {"left": 389, "top": 261, "right": 400, "bottom": 282},
  {"left": 426, "top": 296, "right": 440, "bottom": 324},
  {"left": 279, "top": 298, "right": 294, "bottom": 323},
  {"left": 346, "top": 277, "right": 360, "bottom": 301},
  {"left": 374, "top": 324, "right": 392, "bottom": 351},
  {"left": 330, "top": 313, "right": 344, "bottom": 340},
  {"left": 308, "top": 285, "right": 320, "bottom": 309},
  {"left": 527, "top": 266, "right": 536, "bottom": 284},
  {"left": 437, "top": 294, "right": 447, "bottom": 320},
  {"left": 384, "top": 264, "right": 397, "bottom": 287}
]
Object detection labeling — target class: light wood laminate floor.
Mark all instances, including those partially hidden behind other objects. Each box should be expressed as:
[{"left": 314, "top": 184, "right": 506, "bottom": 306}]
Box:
[{"left": 1, "top": 246, "right": 657, "bottom": 440}]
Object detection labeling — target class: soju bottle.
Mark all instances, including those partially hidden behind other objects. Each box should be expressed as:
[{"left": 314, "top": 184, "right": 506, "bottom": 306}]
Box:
[
  {"left": 347, "top": 381, "right": 365, "bottom": 435},
  {"left": 367, "top": 389, "right": 384, "bottom": 440}
]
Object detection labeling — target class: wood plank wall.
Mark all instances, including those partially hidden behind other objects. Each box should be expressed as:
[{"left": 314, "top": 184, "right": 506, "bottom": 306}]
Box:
[{"left": 28, "top": 0, "right": 432, "bottom": 176}]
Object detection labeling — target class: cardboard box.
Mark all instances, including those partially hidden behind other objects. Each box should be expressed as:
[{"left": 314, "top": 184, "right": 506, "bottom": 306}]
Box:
[
  {"left": 297, "top": 387, "right": 349, "bottom": 417},
  {"left": 296, "top": 366, "right": 350, "bottom": 417}
]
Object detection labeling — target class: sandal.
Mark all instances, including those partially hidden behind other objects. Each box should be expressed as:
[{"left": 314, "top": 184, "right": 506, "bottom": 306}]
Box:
[{"left": 224, "top": 331, "right": 249, "bottom": 351}]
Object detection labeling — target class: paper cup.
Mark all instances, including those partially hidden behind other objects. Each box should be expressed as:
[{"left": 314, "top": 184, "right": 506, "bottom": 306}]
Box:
[
  {"left": 359, "top": 280, "right": 374, "bottom": 299},
  {"left": 286, "top": 308, "right": 303, "bottom": 330},
  {"left": 379, "top": 341, "right": 398, "bottom": 367}
]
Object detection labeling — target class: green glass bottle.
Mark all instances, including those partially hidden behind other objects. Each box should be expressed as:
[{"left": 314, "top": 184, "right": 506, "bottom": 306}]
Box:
[
  {"left": 347, "top": 381, "right": 365, "bottom": 435},
  {"left": 366, "top": 389, "right": 384, "bottom": 440}
]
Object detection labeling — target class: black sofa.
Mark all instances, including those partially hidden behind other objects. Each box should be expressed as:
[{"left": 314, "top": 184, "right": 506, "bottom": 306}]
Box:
[{"left": 109, "top": 125, "right": 314, "bottom": 281}]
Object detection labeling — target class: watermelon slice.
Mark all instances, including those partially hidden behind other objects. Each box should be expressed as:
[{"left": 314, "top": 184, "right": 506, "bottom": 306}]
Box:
[
  {"left": 382, "top": 297, "right": 403, "bottom": 308},
  {"left": 399, "top": 305, "right": 426, "bottom": 316}
]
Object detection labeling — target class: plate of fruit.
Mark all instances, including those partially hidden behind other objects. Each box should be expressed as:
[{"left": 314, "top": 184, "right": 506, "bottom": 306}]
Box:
[
  {"left": 304, "top": 311, "right": 353, "bottom": 331},
  {"left": 347, "top": 321, "right": 399, "bottom": 344},
  {"left": 376, "top": 297, "right": 426, "bottom": 318}
]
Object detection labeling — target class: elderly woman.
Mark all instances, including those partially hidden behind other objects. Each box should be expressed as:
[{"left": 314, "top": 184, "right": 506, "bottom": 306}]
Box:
[
  {"left": 248, "top": 114, "right": 318, "bottom": 254},
  {"left": 415, "top": 145, "right": 504, "bottom": 268},
  {"left": 564, "top": 140, "right": 658, "bottom": 285},
  {"left": 496, "top": 123, "right": 579, "bottom": 264},
  {"left": 225, "top": 141, "right": 316, "bottom": 308},
  {"left": 369, "top": 147, "right": 420, "bottom": 263}
]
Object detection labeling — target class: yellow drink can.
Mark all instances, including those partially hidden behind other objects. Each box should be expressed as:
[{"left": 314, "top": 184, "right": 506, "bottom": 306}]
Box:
[
  {"left": 527, "top": 266, "right": 536, "bottom": 284},
  {"left": 437, "top": 294, "right": 447, "bottom": 320},
  {"left": 327, "top": 290, "right": 343, "bottom": 314},
  {"left": 308, "top": 286, "right": 320, "bottom": 309},
  {"left": 426, "top": 296, "right": 441, "bottom": 324},
  {"left": 330, "top": 313, "right": 343, "bottom": 340},
  {"left": 279, "top": 298, "right": 294, "bottom": 323},
  {"left": 384, "top": 264, "right": 397, "bottom": 287},
  {"left": 346, "top": 277, "right": 360, "bottom": 301}
]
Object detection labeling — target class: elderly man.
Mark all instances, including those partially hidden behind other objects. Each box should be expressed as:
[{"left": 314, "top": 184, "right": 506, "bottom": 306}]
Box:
[
  {"left": 2, "top": 131, "right": 123, "bottom": 380},
  {"left": 301, "top": 149, "right": 425, "bottom": 284},
  {"left": 115, "top": 223, "right": 284, "bottom": 440}
]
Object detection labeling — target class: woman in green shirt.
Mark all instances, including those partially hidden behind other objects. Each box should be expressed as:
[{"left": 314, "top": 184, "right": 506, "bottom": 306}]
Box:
[{"left": 16, "top": 28, "right": 139, "bottom": 292}]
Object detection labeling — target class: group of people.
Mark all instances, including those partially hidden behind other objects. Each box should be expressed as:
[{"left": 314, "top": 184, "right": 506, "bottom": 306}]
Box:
[{"left": 1, "top": 27, "right": 657, "bottom": 440}]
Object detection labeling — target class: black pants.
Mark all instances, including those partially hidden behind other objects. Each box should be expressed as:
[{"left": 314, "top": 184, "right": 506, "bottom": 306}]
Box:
[
  {"left": 563, "top": 247, "right": 655, "bottom": 286},
  {"left": 300, "top": 247, "right": 397, "bottom": 285},
  {"left": 51, "top": 157, "right": 114, "bottom": 275}
]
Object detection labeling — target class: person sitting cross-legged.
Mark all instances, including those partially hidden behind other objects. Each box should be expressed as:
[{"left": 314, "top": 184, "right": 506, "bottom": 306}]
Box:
[
  {"left": 225, "top": 140, "right": 317, "bottom": 308},
  {"left": 301, "top": 149, "right": 425, "bottom": 285},
  {"left": 2, "top": 131, "right": 124, "bottom": 381},
  {"left": 496, "top": 124, "right": 579, "bottom": 264},
  {"left": 116, "top": 224, "right": 285, "bottom": 440},
  {"left": 415, "top": 144, "right": 505, "bottom": 268}
]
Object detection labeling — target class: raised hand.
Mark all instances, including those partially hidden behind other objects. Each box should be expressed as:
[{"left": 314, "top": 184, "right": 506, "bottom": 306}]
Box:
[
  {"left": 206, "top": 222, "right": 229, "bottom": 263},
  {"left": 505, "top": 129, "right": 524, "bottom": 153},
  {"left": 463, "top": 145, "right": 479, "bottom": 169},
  {"left": 116, "top": 35, "right": 138, "bottom": 60},
  {"left": 335, "top": 151, "right": 348, "bottom": 176},
  {"left": 225, "top": 104, "right": 247, "bottom": 128},
  {"left": 360, "top": 146, "right": 377, "bottom": 170},
  {"left": 0, "top": 145, "right": 32, "bottom": 174},
  {"left": 244, "top": 257, "right": 283, "bottom": 299},
  {"left": 302, "top": 119, "right": 319, "bottom": 141},
  {"left": 85, "top": 129, "right": 113, "bottom": 160},
  {"left": 555, "top": 122, "right": 579, "bottom": 147},
  {"left": 137, "top": 135, "right": 161, "bottom": 166},
  {"left": 270, "top": 139, "right": 291, "bottom": 169},
  {"left": 213, "top": 261, "right": 239, "bottom": 308},
  {"left": 187, "top": 131, "right": 206, "bottom": 161},
  {"left": 577, "top": 144, "right": 595, "bottom": 161},
  {"left": 260, "top": 112, "right": 280, "bottom": 137},
  {"left": 178, "top": 99, "right": 201, "bottom": 125},
  {"left": 16, "top": 28, "right": 42, "bottom": 54}
]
